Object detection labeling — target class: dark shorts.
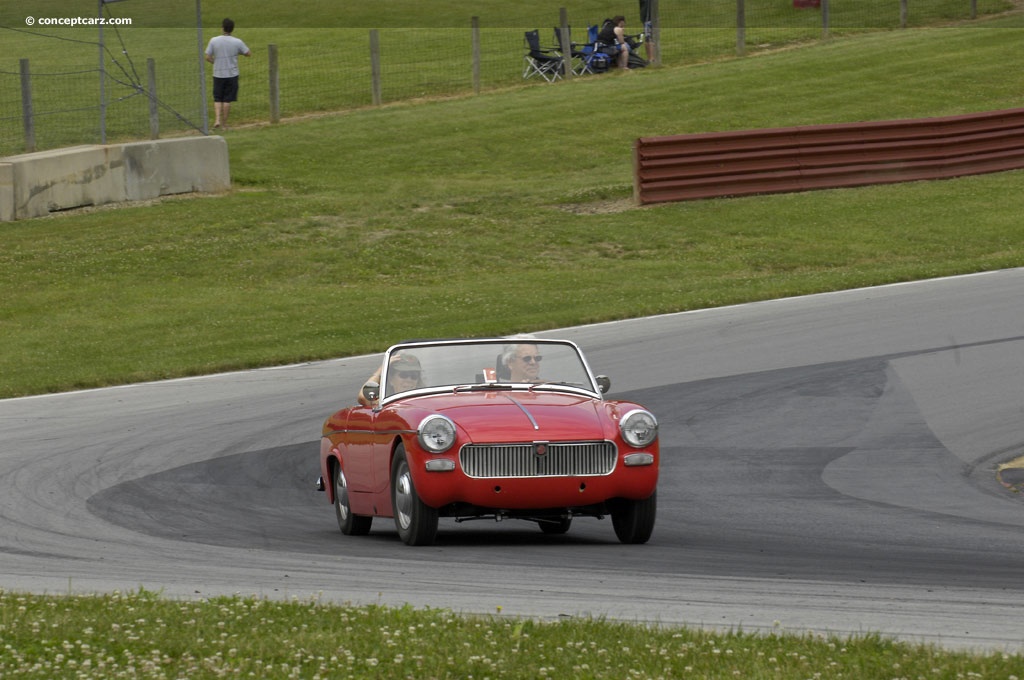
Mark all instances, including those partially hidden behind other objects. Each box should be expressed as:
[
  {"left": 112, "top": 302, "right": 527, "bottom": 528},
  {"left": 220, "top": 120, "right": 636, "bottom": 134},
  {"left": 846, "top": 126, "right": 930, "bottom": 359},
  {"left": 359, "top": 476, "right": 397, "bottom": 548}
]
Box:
[
  {"left": 212, "top": 76, "right": 239, "bottom": 103},
  {"left": 639, "top": 0, "right": 652, "bottom": 23}
]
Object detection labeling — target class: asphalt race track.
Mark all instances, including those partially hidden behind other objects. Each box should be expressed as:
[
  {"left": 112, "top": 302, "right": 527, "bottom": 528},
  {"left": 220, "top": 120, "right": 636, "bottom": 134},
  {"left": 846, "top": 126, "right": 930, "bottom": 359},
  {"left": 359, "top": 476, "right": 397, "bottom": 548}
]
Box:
[{"left": 1, "top": 269, "right": 1023, "bottom": 652}]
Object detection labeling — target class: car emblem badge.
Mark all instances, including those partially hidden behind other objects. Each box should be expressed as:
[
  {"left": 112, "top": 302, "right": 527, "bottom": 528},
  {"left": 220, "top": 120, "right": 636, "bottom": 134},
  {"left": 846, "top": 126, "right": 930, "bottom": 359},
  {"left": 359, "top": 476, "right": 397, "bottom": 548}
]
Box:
[{"left": 534, "top": 442, "right": 548, "bottom": 456}]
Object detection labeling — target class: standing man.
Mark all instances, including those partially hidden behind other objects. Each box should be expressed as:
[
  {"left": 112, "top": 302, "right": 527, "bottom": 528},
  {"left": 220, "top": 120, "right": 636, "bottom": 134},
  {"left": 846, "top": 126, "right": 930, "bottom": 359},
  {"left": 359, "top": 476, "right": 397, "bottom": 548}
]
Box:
[
  {"left": 639, "top": 0, "right": 654, "bottom": 62},
  {"left": 205, "top": 18, "right": 251, "bottom": 130}
]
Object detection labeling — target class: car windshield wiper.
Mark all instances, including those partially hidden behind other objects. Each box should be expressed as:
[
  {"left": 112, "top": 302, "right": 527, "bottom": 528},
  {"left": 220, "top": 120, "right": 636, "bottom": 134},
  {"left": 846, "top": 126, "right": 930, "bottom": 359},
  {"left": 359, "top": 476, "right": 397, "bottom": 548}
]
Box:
[
  {"left": 453, "top": 383, "right": 515, "bottom": 393},
  {"left": 451, "top": 382, "right": 591, "bottom": 394},
  {"left": 527, "top": 381, "right": 590, "bottom": 390}
]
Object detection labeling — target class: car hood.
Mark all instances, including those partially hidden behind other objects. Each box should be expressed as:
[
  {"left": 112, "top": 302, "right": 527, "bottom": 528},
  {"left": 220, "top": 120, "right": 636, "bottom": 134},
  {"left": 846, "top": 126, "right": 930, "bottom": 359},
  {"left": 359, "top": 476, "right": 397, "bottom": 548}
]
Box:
[{"left": 420, "top": 391, "right": 607, "bottom": 442}]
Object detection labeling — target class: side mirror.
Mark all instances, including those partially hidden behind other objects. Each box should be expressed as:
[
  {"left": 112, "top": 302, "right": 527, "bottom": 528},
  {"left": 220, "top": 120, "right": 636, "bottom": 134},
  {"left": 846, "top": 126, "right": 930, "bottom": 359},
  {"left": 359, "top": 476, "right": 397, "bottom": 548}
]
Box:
[
  {"left": 596, "top": 375, "right": 611, "bottom": 394},
  {"left": 361, "top": 381, "right": 380, "bottom": 403}
]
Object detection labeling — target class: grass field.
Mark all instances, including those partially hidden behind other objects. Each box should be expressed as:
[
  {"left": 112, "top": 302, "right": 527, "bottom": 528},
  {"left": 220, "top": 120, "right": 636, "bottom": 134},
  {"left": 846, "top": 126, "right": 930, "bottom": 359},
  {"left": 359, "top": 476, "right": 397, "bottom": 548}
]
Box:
[
  {"left": 2, "top": 18, "right": 1023, "bottom": 397},
  {"left": 2, "top": 0, "right": 1015, "bottom": 152},
  {"left": 1, "top": 590, "right": 1022, "bottom": 679},
  {"left": 3, "top": 0, "right": 1012, "bottom": 29}
]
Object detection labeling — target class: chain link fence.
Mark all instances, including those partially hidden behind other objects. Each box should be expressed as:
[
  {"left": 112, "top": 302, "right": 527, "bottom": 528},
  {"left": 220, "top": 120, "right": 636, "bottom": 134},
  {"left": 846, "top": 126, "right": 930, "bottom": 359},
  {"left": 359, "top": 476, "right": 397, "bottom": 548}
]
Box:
[{"left": 0, "top": 0, "right": 1012, "bottom": 157}]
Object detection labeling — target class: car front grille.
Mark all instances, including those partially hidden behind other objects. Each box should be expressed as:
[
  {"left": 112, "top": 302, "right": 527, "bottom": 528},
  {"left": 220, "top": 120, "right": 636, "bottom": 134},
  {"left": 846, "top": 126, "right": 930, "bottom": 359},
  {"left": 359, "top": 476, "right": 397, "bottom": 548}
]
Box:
[{"left": 459, "top": 441, "right": 617, "bottom": 479}]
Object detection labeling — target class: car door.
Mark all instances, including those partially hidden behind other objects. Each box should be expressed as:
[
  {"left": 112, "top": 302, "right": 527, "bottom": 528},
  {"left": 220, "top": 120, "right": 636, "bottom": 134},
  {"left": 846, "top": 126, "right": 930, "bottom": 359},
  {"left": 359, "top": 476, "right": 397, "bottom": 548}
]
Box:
[{"left": 340, "top": 405, "right": 378, "bottom": 496}]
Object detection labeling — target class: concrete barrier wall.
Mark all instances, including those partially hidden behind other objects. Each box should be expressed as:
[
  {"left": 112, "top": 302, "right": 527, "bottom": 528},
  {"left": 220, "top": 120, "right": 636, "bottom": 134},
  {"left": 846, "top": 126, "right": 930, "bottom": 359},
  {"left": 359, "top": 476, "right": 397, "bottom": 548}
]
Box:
[
  {"left": 633, "top": 108, "right": 1024, "bottom": 204},
  {"left": 0, "top": 136, "right": 230, "bottom": 222}
]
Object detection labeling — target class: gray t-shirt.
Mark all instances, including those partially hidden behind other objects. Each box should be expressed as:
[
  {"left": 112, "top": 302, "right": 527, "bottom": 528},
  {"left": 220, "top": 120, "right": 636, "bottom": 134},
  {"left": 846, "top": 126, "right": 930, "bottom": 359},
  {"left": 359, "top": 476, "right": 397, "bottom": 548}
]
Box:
[{"left": 205, "top": 34, "right": 250, "bottom": 78}]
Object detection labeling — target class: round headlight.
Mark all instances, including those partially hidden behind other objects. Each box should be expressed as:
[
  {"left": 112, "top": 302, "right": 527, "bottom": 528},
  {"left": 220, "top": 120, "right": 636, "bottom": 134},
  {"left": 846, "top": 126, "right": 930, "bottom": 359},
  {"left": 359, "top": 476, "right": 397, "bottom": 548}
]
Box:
[
  {"left": 620, "top": 409, "right": 658, "bottom": 448},
  {"left": 418, "top": 414, "right": 457, "bottom": 454}
]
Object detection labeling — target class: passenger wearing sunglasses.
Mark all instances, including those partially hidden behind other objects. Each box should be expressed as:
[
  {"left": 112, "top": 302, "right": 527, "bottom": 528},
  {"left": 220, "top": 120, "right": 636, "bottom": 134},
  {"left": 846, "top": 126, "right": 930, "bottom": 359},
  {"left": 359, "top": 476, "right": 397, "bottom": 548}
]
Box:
[
  {"left": 358, "top": 353, "right": 424, "bottom": 406},
  {"left": 502, "top": 343, "right": 543, "bottom": 382}
]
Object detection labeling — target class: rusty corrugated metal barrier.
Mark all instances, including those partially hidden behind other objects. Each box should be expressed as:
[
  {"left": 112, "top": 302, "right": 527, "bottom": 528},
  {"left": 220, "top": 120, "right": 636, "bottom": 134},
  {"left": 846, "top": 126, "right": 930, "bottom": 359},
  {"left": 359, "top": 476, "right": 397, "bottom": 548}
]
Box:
[{"left": 633, "top": 108, "right": 1024, "bottom": 205}]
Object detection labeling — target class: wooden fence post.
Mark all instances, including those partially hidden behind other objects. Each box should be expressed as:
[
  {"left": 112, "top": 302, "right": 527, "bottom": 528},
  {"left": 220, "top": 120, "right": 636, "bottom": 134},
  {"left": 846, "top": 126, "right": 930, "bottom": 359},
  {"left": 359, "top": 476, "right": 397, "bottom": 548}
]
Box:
[
  {"left": 147, "top": 58, "right": 159, "bottom": 139},
  {"left": 370, "top": 30, "right": 382, "bottom": 106},
  {"left": 471, "top": 17, "right": 481, "bottom": 94},
  {"left": 20, "top": 59, "right": 35, "bottom": 153},
  {"left": 558, "top": 8, "right": 573, "bottom": 80},
  {"left": 736, "top": 0, "right": 746, "bottom": 56},
  {"left": 650, "top": 0, "right": 661, "bottom": 65},
  {"left": 268, "top": 44, "right": 280, "bottom": 123}
]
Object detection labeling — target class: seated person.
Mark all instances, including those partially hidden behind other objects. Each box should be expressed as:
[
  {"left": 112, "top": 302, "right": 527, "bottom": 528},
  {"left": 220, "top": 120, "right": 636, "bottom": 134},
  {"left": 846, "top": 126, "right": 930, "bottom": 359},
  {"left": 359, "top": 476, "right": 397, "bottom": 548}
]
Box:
[
  {"left": 597, "top": 15, "right": 631, "bottom": 69},
  {"left": 501, "top": 342, "right": 543, "bottom": 382},
  {"left": 358, "top": 353, "right": 423, "bottom": 406}
]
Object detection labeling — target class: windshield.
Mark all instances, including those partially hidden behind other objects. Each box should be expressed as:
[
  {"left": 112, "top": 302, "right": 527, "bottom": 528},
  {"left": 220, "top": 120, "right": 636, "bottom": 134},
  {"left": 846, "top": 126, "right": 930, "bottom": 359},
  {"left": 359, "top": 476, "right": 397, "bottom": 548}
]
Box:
[{"left": 379, "top": 340, "right": 598, "bottom": 401}]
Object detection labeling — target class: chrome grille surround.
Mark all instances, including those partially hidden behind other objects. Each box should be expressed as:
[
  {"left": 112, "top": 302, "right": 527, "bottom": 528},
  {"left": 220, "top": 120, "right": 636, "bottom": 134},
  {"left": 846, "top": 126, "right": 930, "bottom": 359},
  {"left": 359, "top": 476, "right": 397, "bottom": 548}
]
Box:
[{"left": 459, "top": 441, "right": 617, "bottom": 479}]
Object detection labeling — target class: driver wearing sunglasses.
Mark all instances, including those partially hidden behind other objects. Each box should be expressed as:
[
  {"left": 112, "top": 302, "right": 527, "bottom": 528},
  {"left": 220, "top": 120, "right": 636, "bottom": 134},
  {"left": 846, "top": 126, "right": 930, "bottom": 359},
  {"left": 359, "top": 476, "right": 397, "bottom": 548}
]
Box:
[
  {"left": 358, "top": 353, "right": 424, "bottom": 406},
  {"left": 504, "top": 343, "right": 543, "bottom": 382}
]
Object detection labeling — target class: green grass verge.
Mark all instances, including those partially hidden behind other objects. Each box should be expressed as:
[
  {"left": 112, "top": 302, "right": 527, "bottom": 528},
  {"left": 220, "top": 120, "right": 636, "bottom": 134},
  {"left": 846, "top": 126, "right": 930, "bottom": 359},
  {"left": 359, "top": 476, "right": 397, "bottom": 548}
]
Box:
[
  {"left": 0, "top": 590, "right": 1020, "bottom": 678},
  {"left": 2, "top": 0, "right": 1015, "bottom": 152},
  {"left": 3, "top": 22, "right": 1023, "bottom": 398},
  {"left": 4, "top": 0, "right": 1012, "bottom": 29}
]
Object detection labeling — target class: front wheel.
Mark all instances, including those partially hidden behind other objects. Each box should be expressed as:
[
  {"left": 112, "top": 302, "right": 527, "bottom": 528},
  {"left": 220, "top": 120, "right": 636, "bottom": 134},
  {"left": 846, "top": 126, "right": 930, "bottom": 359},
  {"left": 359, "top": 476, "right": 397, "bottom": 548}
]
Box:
[
  {"left": 611, "top": 492, "right": 656, "bottom": 544},
  {"left": 334, "top": 461, "right": 372, "bottom": 536},
  {"left": 391, "top": 445, "right": 438, "bottom": 546}
]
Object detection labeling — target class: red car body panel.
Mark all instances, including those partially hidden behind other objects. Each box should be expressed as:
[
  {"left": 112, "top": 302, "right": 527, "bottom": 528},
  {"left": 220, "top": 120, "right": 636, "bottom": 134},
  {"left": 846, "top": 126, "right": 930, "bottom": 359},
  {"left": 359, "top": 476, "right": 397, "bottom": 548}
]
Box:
[{"left": 321, "top": 390, "right": 658, "bottom": 517}]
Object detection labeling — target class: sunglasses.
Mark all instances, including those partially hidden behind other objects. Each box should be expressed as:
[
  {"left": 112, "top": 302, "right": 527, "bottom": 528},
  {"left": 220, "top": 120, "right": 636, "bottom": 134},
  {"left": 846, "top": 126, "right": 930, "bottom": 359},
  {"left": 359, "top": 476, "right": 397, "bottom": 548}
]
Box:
[
  {"left": 518, "top": 355, "right": 543, "bottom": 363},
  {"left": 395, "top": 370, "right": 420, "bottom": 379}
]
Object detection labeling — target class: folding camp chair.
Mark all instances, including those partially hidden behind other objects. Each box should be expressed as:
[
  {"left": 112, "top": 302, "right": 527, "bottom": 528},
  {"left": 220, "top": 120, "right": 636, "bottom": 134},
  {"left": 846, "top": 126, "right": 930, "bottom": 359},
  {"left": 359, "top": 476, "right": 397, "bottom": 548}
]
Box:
[
  {"left": 553, "top": 26, "right": 588, "bottom": 76},
  {"left": 523, "top": 29, "right": 564, "bottom": 82},
  {"left": 578, "top": 24, "right": 614, "bottom": 74}
]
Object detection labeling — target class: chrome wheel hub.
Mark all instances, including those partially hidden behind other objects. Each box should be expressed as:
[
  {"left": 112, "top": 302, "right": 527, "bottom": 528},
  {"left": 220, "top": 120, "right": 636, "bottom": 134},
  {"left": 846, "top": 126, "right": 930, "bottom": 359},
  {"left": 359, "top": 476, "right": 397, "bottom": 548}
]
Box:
[
  {"left": 335, "top": 470, "right": 350, "bottom": 520},
  {"left": 395, "top": 468, "right": 413, "bottom": 530}
]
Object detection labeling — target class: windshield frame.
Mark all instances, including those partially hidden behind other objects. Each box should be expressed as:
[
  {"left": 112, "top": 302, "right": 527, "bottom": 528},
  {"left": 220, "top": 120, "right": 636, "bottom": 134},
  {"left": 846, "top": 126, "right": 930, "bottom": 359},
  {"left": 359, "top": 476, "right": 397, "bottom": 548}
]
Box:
[{"left": 377, "top": 338, "right": 603, "bottom": 406}]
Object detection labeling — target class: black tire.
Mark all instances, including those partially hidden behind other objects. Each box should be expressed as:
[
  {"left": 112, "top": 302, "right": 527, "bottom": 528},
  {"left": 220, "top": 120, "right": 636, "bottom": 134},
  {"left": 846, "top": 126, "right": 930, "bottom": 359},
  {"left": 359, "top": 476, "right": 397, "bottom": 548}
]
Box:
[
  {"left": 539, "top": 516, "right": 572, "bottom": 535},
  {"left": 391, "top": 445, "right": 438, "bottom": 546},
  {"left": 611, "top": 492, "right": 656, "bottom": 544},
  {"left": 333, "top": 461, "right": 372, "bottom": 536}
]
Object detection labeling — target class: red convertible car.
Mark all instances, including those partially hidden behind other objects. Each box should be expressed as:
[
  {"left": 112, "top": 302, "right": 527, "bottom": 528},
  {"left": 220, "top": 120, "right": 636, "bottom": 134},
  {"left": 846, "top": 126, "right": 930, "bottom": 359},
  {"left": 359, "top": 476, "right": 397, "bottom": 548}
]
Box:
[{"left": 318, "top": 338, "right": 659, "bottom": 545}]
